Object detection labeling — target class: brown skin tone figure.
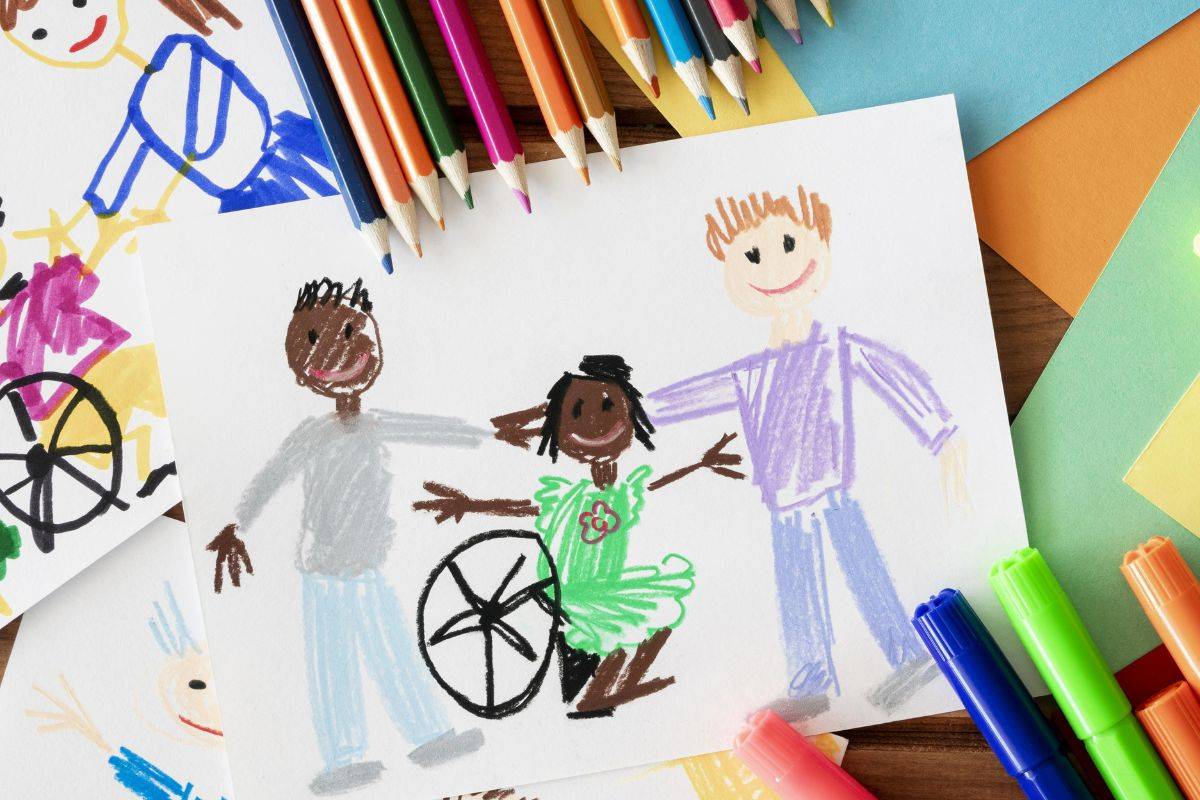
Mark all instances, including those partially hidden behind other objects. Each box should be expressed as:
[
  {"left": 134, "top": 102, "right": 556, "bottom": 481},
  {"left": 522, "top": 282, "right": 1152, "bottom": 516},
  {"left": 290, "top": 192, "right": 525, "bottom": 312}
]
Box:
[{"left": 208, "top": 292, "right": 383, "bottom": 589}]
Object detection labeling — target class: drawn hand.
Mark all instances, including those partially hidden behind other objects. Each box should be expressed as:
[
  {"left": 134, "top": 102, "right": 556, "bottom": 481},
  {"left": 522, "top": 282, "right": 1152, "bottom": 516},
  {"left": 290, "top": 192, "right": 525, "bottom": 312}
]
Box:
[
  {"left": 207, "top": 523, "right": 253, "bottom": 594},
  {"left": 25, "top": 674, "right": 112, "bottom": 753},
  {"left": 414, "top": 482, "right": 538, "bottom": 524},
  {"left": 699, "top": 433, "right": 745, "bottom": 480},
  {"left": 938, "top": 435, "right": 973, "bottom": 519},
  {"left": 491, "top": 403, "right": 548, "bottom": 450}
]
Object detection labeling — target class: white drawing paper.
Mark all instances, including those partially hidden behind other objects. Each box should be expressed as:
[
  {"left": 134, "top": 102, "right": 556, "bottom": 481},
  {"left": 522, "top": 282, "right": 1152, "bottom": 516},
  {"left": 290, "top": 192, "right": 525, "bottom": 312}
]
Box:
[
  {"left": 0, "top": 0, "right": 338, "bottom": 621},
  {"left": 139, "top": 96, "right": 1029, "bottom": 798}
]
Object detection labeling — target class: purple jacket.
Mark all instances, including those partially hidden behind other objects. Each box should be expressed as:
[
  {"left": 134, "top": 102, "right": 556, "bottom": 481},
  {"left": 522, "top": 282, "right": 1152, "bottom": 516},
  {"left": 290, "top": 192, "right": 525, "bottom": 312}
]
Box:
[{"left": 647, "top": 322, "right": 956, "bottom": 514}]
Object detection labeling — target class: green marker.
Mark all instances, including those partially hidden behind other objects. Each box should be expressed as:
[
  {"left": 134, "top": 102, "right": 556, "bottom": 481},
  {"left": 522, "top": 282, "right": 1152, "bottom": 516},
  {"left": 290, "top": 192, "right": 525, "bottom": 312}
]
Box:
[
  {"left": 990, "top": 547, "right": 1182, "bottom": 800},
  {"left": 368, "top": 0, "right": 473, "bottom": 208}
]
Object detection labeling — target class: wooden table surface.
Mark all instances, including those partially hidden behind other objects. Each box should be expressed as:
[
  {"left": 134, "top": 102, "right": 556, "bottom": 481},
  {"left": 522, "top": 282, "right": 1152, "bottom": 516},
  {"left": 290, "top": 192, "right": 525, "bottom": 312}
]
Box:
[{"left": 0, "top": 5, "right": 1079, "bottom": 798}]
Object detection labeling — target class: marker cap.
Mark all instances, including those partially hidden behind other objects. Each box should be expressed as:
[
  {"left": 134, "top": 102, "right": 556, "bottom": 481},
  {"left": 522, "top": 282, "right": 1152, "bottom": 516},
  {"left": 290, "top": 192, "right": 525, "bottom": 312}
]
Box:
[
  {"left": 733, "top": 710, "right": 876, "bottom": 800},
  {"left": 1137, "top": 681, "right": 1200, "bottom": 800},
  {"left": 1122, "top": 537, "right": 1200, "bottom": 695}
]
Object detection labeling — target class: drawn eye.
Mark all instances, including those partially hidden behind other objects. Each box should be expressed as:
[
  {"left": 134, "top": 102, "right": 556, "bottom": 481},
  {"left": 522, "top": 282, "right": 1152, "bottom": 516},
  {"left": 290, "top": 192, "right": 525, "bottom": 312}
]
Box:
[
  {"left": 343, "top": 323, "right": 353, "bottom": 339},
  {"left": 307, "top": 329, "right": 317, "bottom": 345},
  {"left": 571, "top": 399, "right": 583, "bottom": 419},
  {"left": 783, "top": 234, "right": 796, "bottom": 253},
  {"left": 744, "top": 247, "right": 760, "bottom": 264},
  {"left": 601, "top": 396, "right": 614, "bottom": 412},
  {"left": 188, "top": 679, "right": 207, "bottom": 690},
  {"left": 31, "top": 28, "right": 47, "bottom": 40}
]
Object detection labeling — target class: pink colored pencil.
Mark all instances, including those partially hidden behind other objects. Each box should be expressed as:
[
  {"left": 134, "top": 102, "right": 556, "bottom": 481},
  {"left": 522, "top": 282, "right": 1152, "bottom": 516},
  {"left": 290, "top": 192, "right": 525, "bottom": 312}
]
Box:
[
  {"left": 427, "top": 0, "right": 531, "bottom": 213},
  {"left": 708, "top": 0, "right": 760, "bottom": 72}
]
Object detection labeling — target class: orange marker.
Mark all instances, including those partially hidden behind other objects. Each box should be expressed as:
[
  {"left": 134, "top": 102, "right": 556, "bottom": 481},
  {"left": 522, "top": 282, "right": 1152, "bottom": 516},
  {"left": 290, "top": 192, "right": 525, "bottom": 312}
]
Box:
[
  {"left": 600, "top": 0, "right": 659, "bottom": 96},
  {"left": 498, "top": 0, "right": 590, "bottom": 183},
  {"left": 1137, "top": 681, "right": 1200, "bottom": 799},
  {"left": 299, "top": 0, "right": 421, "bottom": 256},
  {"left": 335, "top": 0, "right": 444, "bottom": 228},
  {"left": 1123, "top": 536, "right": 1200, "bottom": 696}
]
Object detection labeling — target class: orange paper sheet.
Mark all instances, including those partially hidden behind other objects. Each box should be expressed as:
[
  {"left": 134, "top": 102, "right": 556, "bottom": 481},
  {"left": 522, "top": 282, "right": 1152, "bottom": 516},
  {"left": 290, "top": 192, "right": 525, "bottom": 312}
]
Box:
[{"left": 968, "top": 12, "right": 1200, "bottom": 315}]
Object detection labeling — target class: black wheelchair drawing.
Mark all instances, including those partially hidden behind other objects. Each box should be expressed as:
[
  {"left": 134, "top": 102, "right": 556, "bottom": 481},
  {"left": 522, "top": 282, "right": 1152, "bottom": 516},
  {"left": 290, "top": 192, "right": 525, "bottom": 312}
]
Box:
[
  {"left": 417, "top": 529, "right": 563, "bottom": 719},
  {"left": 0, "top": 372, "right": 127, "bottom": 553}
]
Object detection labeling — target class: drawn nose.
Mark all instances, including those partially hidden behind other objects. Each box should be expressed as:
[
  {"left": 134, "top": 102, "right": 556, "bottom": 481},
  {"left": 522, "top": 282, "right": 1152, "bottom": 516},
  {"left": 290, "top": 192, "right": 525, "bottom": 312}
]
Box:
[{"left": 25, "top": 444, "right": 52, "bottom": 479}]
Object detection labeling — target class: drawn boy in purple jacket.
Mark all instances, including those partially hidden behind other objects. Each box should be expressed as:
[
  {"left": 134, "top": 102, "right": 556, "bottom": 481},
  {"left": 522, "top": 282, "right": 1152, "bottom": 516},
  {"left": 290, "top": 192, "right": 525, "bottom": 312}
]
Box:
[{"left": 647, "top": 187, "right": 970, "bottom": 719}]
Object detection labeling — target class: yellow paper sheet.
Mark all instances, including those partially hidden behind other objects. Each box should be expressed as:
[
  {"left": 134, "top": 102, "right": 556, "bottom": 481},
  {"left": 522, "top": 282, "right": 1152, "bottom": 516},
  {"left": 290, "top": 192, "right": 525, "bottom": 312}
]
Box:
[
  {"left": 1126, "top": 373, "right": 1200, "bottom": 536},
  {"left": 577, "top": 0, "right": 816, "bottom": 136}
]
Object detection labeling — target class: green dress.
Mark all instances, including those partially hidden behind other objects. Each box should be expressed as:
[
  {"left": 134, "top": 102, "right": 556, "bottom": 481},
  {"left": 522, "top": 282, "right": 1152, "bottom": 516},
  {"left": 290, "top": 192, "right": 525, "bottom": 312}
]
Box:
[{"left": 534, "top": 464, "right": 695, "bottom": 657}]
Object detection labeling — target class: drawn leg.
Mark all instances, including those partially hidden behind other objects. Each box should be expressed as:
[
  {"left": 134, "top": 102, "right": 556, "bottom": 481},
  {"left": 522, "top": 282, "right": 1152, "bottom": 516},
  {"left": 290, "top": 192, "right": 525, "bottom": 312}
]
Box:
[
  {"left": 302, "top": 573, "right": 378, "bottom": 795},
  {"left": 770, "top": 508, "right": 836, "bottom": 719},
  {"left": 357, "top": 571, "right": 483, "bottom": 767},
  {"left": 822, "top": 491, "right": 936, "bottom": 713},
  {"left": 572, "top": 627, "right": 676, "bottom": 717}
]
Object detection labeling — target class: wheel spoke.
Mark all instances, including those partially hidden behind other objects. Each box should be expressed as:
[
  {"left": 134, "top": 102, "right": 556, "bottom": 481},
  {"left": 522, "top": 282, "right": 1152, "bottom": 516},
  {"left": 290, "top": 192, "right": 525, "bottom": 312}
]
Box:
[
  {"left": 47, "top": 390, "right": 85, "bottom": 451},
  {"left": 498, "top": 577, "right": 557, "bottom": 618},
  {"left": 52, "top": 443, "right": 112, "bottom": 457},
  {"left": 429, "top": 608, "right": 481, "bottom": 646},
  {"left": 447, "top": 561, "right": 486, "bottom": 612},
  {"left": 429, "top": 623, "right": 487, "bottom": 647},
  {"left": 53, "top": 457, "right": 129, "bottom": 511},
  {"left": 0, "top": 453, "right": 29, "bottom": 460},
  {"left": 489, "top": 555, "right": 527, "bottom": 605},
  {"left": 4, "top": 475, "right": 33, "bottom": 496},
  {"left": 8, "top": 392, "right": 36, "bottom": 443},
  {"left": 491, "top": 618, "right": 537, "bottom": 662}
]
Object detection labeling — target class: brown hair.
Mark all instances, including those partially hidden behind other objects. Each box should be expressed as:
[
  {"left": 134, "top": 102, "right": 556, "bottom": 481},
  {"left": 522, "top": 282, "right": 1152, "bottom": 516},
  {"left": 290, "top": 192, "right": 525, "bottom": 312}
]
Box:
[
  {"left": 1, "top": 0, "right": 241, "bottom": 34},
  {"left": 704, "top": 186, "right": 832, "bottom": 261}
]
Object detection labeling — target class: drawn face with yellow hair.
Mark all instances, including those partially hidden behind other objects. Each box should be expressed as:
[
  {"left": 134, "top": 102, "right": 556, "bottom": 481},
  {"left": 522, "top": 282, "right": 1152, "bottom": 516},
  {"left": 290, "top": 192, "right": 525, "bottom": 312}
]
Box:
[{"left": 1, "top": 0, "right": 130, "bottom": 68}]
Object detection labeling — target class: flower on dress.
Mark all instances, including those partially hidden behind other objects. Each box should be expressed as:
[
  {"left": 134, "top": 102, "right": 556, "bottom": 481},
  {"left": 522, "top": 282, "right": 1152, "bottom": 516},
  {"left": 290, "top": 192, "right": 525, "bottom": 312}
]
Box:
[
  {"left": 0, "top": 519, "right": 20, "bottom": 581},
  {"left": 578, "top": 500, "right": 621, "bottom": 544}
]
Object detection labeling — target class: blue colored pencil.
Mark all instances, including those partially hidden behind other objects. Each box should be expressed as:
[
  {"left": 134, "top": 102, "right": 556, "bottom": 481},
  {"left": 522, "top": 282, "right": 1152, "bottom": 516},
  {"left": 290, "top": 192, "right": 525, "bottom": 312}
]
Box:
[
  {"left": 263, "top": 0, "right": 395, "bottom": 273},
  {"left": 642, "top": 0, "right": 714, "bottom": 119}
]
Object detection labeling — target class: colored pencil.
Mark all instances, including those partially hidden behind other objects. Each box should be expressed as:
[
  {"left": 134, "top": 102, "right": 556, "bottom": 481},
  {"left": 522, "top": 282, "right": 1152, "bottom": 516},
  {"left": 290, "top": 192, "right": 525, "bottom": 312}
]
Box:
[
  {"left": 707, "top": 0, "right": 759, "bottom": 72},
  {"left": 369, "top": 0, "right": 472, "bottom": 207},
  {"left": 336, "top": 0, "right": 444, "bottom": 228},
  {"left": 498, "top": 0, "right": 590, "bottom": 183},
  {"left": 680, "top": 0, "right": 748, "bottom": 114},
  {"left": 642, "top": 0, "right": 714, "bottom": 119},
  {"left": 428, "top": 0, "right": 531, "bottom": 213},
  {"left": 537, "top": 0, "right": 621, "bottom": 172},
  {"left": 263, "top": 0, "right": 394, "bottom": 273},
  {"left": 600, "top": 0, "right": 659, "bottom": 97},
  {"left": 763, "top": 0, "right": 801, "bottom": 43},
  {"left": 746, "top": 0, "right": 764, "bottom": 38},
  {"left": 808, "top": 0, "right": 832, "bottom": 27},
  {"left": 298, "top": 0, "right": 422, "bottom": 255}
]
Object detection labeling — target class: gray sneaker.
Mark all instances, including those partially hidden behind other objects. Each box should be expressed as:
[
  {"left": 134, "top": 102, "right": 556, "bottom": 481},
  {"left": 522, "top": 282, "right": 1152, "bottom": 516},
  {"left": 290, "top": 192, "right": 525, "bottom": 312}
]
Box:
[
  {"left": 407, "top": 728, "right": 485, "bottom": 767},
  {"left": 309, "top": 761, "right": 384, "bottom": 795}
]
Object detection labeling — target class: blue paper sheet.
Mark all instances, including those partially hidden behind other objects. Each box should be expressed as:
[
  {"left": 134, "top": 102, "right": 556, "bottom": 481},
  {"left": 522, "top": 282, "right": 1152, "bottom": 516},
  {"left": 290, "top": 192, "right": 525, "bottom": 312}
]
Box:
[{"left": 763, "top": 1, "right": 1199, "bottom": 158}]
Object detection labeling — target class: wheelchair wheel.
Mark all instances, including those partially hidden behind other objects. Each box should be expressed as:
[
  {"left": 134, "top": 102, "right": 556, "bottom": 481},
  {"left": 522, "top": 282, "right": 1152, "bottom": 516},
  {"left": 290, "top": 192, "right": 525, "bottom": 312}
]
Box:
[
  {"left": 0, "top": 372, "right": 127, "bottom": 553},
  {"left": 418, "top": 529, "right": 562, "bottom": 719}
]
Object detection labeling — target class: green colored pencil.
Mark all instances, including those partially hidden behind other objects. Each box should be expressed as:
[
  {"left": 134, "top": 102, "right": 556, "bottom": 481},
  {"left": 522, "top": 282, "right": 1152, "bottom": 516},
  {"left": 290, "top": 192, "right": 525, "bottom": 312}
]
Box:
[{"left": 369, "top": 0, "right": 473, "bottom": 207}]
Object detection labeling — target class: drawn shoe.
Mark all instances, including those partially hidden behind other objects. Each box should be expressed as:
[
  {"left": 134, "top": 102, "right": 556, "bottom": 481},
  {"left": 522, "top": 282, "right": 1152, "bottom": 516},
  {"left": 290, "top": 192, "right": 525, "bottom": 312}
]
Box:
[
  {"left": 866, "top": 655, "right": 938, "bottom": 713},
  {"left": 309, "top": 761, "right": 384, "bottom": 795},
  {"left": 407, "top": 728, "right": 484, "bottom": 767}
]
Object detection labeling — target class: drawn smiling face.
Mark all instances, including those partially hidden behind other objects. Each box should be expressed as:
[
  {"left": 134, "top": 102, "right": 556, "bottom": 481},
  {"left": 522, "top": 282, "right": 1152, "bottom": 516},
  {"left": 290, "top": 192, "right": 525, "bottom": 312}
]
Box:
[
  {"left": 158, "top": 650, "right": 224, "bottom": 744},
  {"left": 722, "top": 213, "right": 831, "bottom": 318},
  {"left": 286, "top": 301, "right": 383, "bottom": 399},
  {"left": 554, "top": 377, "right": 634, "bottom": 465},
  {"left": 3, "top": 0, "right": 129, "bottom": 69}
]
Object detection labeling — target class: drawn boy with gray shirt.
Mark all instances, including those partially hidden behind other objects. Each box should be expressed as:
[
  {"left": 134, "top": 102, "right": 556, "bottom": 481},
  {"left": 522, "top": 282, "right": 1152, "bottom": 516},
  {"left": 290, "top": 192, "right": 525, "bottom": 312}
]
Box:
[{"left": 208, "top": 278, "right": 485, "bottom": 795}]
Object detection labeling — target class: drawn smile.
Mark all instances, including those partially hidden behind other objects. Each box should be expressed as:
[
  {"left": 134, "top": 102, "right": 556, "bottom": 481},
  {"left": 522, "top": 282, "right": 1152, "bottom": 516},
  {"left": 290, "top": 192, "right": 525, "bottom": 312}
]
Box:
[
  {"left": 178, "top": 715, "right": 223, "bottom": 737},
  {"left": 569, "top": 422, "right": 626, "bottom": 447},
  {"left": 68, "top": 15, "right": 108, "bottom": 53},
  {"left": 308, "top": 352, "right": 369, "bottom": 382},
  {"left": 750, "top": 259, "right": 818, "bottom": 296}
]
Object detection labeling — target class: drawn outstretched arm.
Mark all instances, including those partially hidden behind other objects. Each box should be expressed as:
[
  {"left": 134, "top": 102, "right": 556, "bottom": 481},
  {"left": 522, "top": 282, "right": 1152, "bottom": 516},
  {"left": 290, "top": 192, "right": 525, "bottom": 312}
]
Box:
[
  {"left": 25, "top": 674, "right": 113, "bottom": 754},
  {"left": 491, "top": 403, "right": 548, "bottom": 450},
  {"left": 374, "top": 410, "right": 489, "bottom": 448},
  {"left": 647, "top": 432, "right": 745, "bottom": 491},
  {"left": 646, "top": 363, "right": 740, "bottom": 427},
  {"left": 413, "top": 482, "right": 539, "bottom": 524},
  {"left": 85, "top": 117, "right": 155, "bottom": 217}
]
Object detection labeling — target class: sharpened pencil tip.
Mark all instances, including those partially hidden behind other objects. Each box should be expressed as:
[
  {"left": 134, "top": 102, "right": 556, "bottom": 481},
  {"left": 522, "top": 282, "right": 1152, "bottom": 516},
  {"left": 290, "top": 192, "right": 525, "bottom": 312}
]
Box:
[
  {"left": 413, "top": 241, "right": 423, "bottom": 258},
  {"left": 737, "top": 96, "right": 750, "bottom": 115},
  {"left": 787, "top": 27, "right": 803, "bottom": 44},
  {"left": 437, "top": 217, "right": 446, "bottom": 231},
  {"left": 514, "top": 189, "right": 532, "bottom": 214},
  {"left": 578, "top": 166, "right": 591, "bottom": 186},
  {"left": 464, "top": 188, "right": 474, "bottom": 210},
  {"left": 381, "top": 253, "right": 394, "bottom": 275},
  {"left": 750, "top": 58, "right": 762, "bottom": 73},
  {"left": 699, "top": 95, "right": 716, "bottom": 120},
  {"left": 650, "top": 75, "right": 661, "bottom": 97}
]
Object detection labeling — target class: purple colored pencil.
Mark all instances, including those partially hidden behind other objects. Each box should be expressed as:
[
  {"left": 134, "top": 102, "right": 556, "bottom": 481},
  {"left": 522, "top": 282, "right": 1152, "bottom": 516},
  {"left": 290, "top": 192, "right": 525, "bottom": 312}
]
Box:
[{"left": 427, "top": 0, "right": 531, "bottom": 213}]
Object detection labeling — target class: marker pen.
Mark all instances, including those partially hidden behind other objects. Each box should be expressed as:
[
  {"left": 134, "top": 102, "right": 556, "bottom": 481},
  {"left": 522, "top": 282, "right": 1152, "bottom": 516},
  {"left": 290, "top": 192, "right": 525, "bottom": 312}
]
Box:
[
  {"left": 912, "top": 588, "right": 1093, "bottom": 799},
  {"left": 1122, "top": 536, "right": 1200, "bottom": 696},
  {"left": 990, "top": 547, "right": 1182, "bottom": 800},
  {"left": 1137, "top": 681, "right": 1200, "bottom": 799},
  {"left": 733, "top": 709, "right": 875, "bottom": 799}
]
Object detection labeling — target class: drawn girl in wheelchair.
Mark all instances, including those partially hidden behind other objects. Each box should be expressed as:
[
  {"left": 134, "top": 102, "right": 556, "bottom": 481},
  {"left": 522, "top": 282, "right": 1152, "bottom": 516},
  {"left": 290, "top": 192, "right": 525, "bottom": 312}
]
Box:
[{"left": 414, "top": 355, "right": 744, "bottom": 719}]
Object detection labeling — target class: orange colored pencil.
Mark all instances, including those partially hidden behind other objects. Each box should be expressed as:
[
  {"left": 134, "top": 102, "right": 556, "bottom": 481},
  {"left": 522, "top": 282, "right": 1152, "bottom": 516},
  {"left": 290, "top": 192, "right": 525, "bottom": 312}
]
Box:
[
  {"left": 600, "top": 0, "right": 658, "bottom": 96},
  {"left": 299, "top": 0, "right": 421, "bottom": 256},
  {"left": 499, "top": 0, "right": 589, "bottom": 183},
  {"left": 335, "top": 0, "right": 444, "bottom": 228},
  {"left": 538, "top": 0, "right": 622, "bottom": 172}
]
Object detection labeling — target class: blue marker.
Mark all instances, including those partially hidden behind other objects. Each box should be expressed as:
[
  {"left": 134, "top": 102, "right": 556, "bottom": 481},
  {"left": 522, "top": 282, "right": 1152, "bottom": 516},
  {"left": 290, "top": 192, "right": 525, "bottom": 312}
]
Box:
[
  {"left": 263, "top": 0, "right": 395, "bottom": 273},
  {"left": 912, "top": 589, "right": 1094, "bottom": 800},
  {"left": 641, "top": 0, "right": 715, "bottom": 119}
]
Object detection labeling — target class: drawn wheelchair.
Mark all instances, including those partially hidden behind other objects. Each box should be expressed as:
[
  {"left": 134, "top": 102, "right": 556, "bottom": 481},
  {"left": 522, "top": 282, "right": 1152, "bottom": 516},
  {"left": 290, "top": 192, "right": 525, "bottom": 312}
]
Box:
[
  {"left": 417, "top": 529, "right": 564, "bottom": 719},
  {"left": 0, "top": 372, "right": 126, "bottom": 553}
]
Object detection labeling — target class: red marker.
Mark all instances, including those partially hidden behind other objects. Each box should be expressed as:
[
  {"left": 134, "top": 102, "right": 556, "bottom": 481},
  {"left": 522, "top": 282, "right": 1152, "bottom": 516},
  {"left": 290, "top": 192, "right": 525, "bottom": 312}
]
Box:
[{"left": 734, "top": 709, "right": 876, "bottom": 799}]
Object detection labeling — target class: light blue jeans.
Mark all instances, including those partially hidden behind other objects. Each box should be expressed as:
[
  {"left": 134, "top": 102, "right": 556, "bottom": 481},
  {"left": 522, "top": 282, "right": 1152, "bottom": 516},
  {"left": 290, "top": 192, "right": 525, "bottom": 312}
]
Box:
[
  {"left": 771, "top": 490, "right": 926, "bottom": 699},
  {"left": 302, "top": 571, "right": 449, "bottom": 771}
]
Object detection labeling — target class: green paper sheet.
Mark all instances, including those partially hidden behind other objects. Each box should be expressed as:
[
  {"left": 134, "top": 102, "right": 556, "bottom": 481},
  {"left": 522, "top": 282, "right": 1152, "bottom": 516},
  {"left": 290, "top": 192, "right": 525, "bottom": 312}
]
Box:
[{"left": 1012, "top": 110, "right": 1200, "bottom": 671}]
